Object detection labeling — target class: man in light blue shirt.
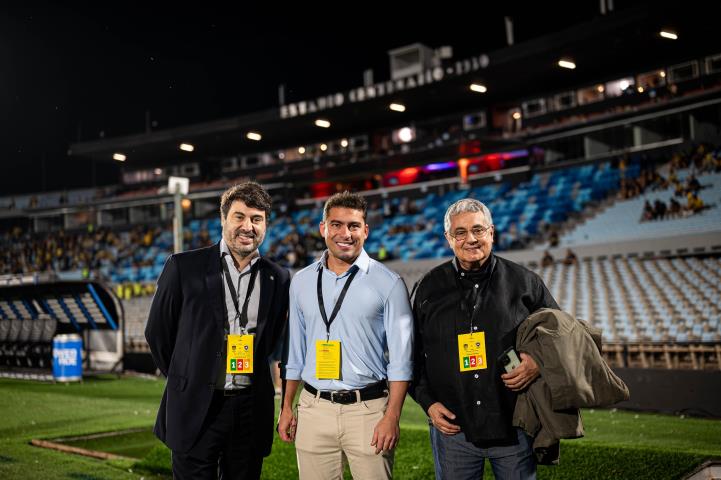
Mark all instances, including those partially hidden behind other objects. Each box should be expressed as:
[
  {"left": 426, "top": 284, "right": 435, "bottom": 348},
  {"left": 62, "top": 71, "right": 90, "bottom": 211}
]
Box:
[{"left": 278, "top": 191, "right": 413, "bottom": 480}]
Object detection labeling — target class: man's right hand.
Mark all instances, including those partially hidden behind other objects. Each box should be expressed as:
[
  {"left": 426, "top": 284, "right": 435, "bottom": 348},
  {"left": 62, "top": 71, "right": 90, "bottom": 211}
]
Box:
[
  {"left": 277, "top": 407, "right": 297, "bottom": 442},
  {"left": 427, "top": 402, "right": 461, "bottom": 435}
]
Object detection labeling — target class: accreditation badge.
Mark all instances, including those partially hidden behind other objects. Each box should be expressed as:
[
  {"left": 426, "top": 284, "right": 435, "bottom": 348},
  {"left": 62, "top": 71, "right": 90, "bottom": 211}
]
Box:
[
  {"left": 457, "top": 332, "right": 487, "bottom": 372},
  {"left": 226, "top": 334, "right": 254, "bottom": 374},
  {"left": 315, "top": 340, "right": 341, "bottom": 380}
]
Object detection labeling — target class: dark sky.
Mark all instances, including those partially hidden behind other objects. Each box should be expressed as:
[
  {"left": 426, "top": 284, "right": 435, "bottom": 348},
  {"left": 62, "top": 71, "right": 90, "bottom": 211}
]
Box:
[{"left": 0, "top": 2, "right": 648, "bottom": 195}]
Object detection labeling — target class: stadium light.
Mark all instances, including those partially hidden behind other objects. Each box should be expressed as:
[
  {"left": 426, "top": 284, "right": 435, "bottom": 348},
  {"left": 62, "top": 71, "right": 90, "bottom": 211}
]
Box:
[
  {"left": 397, "top": 127, "right": 414, "bottom": 143},
  {"left": 112, "top": 153, "right": 126, "bottom": 162},
  {"left": 340, "top": 139, "right": 349, "bottom": 148},
  {"left": 315, "top": 119, "right": 331, "bottom": 128},
  {"left": 298, "top": 146, "right": 306, "bottom": 154},
  {"left": 389, "top": 103, "right": 406, "bottom": 112},
  {"left": 246, "top": 131, "right": 262, "bottom": 141},
  {"left": 320, "top": 143, "right": 328, "bottom": 152},
  {"left": 659, "top": 30, "right": 678, "bottom": 40},
  {"left": 558, "top": 59, "right": 576, "bottom": 70},
  {"left": 470, "top": 83, "right": 487, "bottom": 93},
  {"left": 179, "top": 143, "right": 194, "bottom": 152}
]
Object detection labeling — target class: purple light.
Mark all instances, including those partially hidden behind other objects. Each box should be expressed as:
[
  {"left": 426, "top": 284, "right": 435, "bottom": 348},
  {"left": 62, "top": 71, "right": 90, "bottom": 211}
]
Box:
[
  {"left": 499, "top": 149, "right": 528, "bottom": 160},
  {"left": 424, "top": 161, "right": 456, "bottom": 172}
]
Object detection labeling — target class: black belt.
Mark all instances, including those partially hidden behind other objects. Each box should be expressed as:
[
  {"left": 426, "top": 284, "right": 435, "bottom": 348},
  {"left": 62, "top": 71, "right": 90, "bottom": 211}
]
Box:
[
  {"left": 304, "top": 380, "right": 388, "bottom": 404},
  {"left": 215, "top": 387, "right": 252, "bottom": 397}
]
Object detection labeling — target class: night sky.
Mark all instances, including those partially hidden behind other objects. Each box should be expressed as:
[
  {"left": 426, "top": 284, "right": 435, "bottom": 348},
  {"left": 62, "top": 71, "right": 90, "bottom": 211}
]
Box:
[{"left": 0, "top": 2, "right": 653, "bottom": 195}]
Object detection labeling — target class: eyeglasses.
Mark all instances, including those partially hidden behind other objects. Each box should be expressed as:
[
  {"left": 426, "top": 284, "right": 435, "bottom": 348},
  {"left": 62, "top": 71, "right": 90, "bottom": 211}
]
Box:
[{"left": 448, "top": 225, "right": 493, "bottom": 241}]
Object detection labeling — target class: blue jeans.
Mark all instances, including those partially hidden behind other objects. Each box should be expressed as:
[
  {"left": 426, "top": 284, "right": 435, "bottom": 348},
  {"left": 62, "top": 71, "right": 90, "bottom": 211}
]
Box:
[{"left": 429, "top": 424, "right": 536, "bottom": 480}]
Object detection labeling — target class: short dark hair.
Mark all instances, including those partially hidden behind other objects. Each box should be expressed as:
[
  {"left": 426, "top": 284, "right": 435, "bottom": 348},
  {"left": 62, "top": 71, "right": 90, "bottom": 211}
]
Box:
[
  {"left": 323, "top": 191, "right": 367, "bottom": 222},
  {"left": 220, "top": 182, "right": 272, "bottom": 221}
]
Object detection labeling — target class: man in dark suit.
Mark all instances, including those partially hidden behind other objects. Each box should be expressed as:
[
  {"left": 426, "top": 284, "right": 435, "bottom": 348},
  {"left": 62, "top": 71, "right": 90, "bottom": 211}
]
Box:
[{"left": 146, "top": 181, "right": 290, "bottom": 479}]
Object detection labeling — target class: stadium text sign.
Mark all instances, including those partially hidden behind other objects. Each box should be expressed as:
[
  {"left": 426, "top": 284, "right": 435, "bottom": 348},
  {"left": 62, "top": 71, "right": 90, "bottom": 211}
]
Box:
[
  {"left": 280, "top": 55, "right": 488, "bottom": 119},
  {"left": 54, "top": 348, "right": 79, "bottom": 366}
]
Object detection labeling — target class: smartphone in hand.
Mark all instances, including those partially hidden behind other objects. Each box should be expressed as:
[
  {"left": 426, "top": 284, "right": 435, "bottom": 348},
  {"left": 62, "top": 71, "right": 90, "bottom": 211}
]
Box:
[{"left": 498, "top": 347, "right": 521, "bottom": 374}]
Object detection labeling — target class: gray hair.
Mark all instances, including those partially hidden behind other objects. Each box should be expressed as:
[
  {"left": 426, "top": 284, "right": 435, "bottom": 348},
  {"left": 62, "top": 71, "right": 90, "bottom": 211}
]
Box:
[{"left": 443, "top": 198, "right": 493, "bottom": 232}]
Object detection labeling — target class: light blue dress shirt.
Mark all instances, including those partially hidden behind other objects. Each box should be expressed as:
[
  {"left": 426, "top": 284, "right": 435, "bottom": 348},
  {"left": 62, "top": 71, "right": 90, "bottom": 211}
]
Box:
[{"left": 285, "top": 249, "right": 414, "bottom": 390}]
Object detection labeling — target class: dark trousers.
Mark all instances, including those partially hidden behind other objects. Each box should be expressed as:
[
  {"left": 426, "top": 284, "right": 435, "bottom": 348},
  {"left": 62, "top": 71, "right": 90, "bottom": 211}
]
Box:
[{"left": 172, "top": 389, "right": 263, "bottom": 480}]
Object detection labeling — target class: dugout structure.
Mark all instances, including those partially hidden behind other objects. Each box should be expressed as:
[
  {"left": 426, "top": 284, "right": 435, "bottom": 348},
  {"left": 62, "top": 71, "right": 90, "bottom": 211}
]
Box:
[{"left": 0, "top": 275, "right": 123, "bottom": 378}]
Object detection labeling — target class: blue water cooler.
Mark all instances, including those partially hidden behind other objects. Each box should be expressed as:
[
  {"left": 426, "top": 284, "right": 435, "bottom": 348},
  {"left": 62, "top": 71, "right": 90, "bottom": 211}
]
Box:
[{"left": 52, "top": 334, "right": 83, "bottom": 382}]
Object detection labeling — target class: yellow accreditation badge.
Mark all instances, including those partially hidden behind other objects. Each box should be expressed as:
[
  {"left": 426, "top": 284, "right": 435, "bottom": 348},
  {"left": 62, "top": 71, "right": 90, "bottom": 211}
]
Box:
[
  {"left": 315, "top": 340, "right": 341, "bottom": 380},
  {"left": 457, "top": 332, "right": 487, "bottom": 372},
  {"left": 226, "top": 334, "right": 254, "bottom": 374}
]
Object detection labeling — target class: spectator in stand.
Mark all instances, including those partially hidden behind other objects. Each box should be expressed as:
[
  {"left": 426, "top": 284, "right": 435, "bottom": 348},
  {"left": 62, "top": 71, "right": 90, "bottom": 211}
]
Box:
[
  {"left": 382, "top": 199, "right": 397, "bottom": 219},
  {"left": 563, "top": 249, "right": 578, "bottom": 266},
  {"left": 668, "top": 197, "right": 682, "bottom": 218},
  {"left": 285, "top": 250, "right": 298, "bottom": 268},
  {"left": 687, "top": 193, "right": 704, "bottom": 214},
  {"left": 686, "top": 175, "right": 701, "bottom": 193},
  {"left": 653, "top": 199, "right": 667, "bottom": 220},
  {"left": 701, "top": 152, "right": 717, "bottom": 173},
  {"left": 541, "top": 250, "right": 554, "bottom": 267},
  {"left": 367, "top": 202, "right": 383, "bottom": 229},
  {"left": 548, "top": 229, "right": 560, "bottom": 248},
  {"left": 674, "top": 182, "right": 685, "bottom": 198},
  {"left": 642, "top": 200, "right": 654, "bottom": 221}
]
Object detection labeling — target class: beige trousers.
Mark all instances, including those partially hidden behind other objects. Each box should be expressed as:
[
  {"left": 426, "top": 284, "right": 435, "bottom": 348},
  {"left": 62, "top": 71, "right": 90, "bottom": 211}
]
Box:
[{"left": 295, "top": 388, "right": 394, "bottom": 480}]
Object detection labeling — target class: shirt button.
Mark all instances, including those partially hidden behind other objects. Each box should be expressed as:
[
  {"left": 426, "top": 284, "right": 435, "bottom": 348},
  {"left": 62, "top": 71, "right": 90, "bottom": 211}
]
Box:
[
  {"left": 474, "top": 374, "right": 479, "bottom": 379},
  {"left": 476, "top": 400, "right": 482, "bottom": 406}
]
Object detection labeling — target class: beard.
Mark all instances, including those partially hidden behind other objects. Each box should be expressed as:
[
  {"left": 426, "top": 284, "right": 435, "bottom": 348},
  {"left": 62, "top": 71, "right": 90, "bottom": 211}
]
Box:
[{"left": 227, "top": 229, "right": 263, "bottom": 258}]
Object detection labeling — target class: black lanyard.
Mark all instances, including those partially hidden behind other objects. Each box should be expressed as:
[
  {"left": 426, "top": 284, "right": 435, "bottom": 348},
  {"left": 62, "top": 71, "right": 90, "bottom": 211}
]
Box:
[
  {"left": 317, "top": 265, "right": 359, "bottom": 340},
  {"left": 453, "top": 256, "right": 496, "bottom": 333},
  {"left": 221, "top": 254, "right": 259, "bottom": 331}
]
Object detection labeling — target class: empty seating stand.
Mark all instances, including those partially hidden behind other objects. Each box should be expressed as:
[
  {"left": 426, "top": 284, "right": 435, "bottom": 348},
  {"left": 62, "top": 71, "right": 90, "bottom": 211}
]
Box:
[{"left": 528, "top": 255, "right": 721, "bottom": 370}]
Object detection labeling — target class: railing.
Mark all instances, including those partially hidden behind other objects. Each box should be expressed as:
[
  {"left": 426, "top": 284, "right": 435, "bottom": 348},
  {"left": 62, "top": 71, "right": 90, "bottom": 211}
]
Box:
[{"left": 602, "top": 343, "right": 721, "bottom": 370}]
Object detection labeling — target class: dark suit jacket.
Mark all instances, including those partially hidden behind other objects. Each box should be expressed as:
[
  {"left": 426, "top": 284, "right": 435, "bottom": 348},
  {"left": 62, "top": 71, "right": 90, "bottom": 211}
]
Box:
[{"left": 145, "top": 242, "right": 290, "bottom": 455}]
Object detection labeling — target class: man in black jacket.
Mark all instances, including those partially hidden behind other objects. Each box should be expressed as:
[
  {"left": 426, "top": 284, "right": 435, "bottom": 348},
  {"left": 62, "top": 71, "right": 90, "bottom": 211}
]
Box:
[
  {"left": 145, "top": 182, "right": 290, "bottom": 479},
  {"left": 410, "top": 198, "right": 558, "bottom": 480}
]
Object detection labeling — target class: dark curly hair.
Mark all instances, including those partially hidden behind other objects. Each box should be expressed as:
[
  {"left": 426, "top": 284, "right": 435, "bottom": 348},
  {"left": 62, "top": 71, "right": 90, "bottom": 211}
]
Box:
[{"left": 220, "top": 181, "right": 272, "bottom": 221}]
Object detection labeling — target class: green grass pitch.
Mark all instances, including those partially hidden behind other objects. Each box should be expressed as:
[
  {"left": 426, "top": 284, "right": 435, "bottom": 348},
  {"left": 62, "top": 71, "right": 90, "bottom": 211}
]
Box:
[{"left": 1, "top": 375, "right": 719, "bottom": 479}]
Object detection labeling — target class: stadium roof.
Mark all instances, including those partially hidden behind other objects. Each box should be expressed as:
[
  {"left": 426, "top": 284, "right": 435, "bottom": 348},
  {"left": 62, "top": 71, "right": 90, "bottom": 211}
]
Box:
[
  {"left": 66, "top": 2, "right": 720, "bottom": 167},
  {"left": 2, "top": 1, "right": 719, "bottom": 193}
]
